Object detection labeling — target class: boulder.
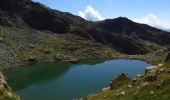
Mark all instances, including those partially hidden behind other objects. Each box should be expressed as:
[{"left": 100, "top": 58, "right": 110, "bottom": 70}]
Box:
[
  {"left": 144, "top": 75, "right": 157, "bottom": 82},
  {"left": 116, "top": 91, "right": 125, "bottom": 96},
  {"left": 102, "top": 87, "right": 110, "bottom": 92},
  {"left": 145, "top": 66, "right": 158, "bottom": 74},
  {"left": 127, "top": 84, "right": 132, "bottom": 88},
  {"left": 41, "top": 48, "right": 52, "bottom": 54},
  {"left": 70, "top": 58, "right": 79, "bottom": 63},
  {"left": 145, "top": 66, "right": 158, "bottom": 71},
  {"left": 157, "top": 63, "right": 163, "bottom": 67},
  {"left": 55, "top": 54, "right": 65, "bottom": 61},
  {"left": 137, "top": 74, "right": 143, "bottom": 77},
  {"left": 132, "top": 79, "right": 137, "bottom": 84},
  {"left": 158, "top": 68, "right": 166, "bottom": 74},
  {"left": 27, "top": 56, "right": 38, "bottom": 64},
  {"left": 110, "top": 73, "right": 132, "bottom": 90}
]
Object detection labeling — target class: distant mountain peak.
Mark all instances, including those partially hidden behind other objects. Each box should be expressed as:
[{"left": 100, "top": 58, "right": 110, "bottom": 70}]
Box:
[{"left": 115, "top": 17, "right": 131, "bottom": 21}]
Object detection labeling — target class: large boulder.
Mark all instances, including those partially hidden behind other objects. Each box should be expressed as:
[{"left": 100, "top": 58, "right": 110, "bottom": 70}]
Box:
[
  {"left": 110, "top": 73, "right": 132, "bottom": 90},
  {"left": 145, "top": 66, "right": 158, "bottom": 75}
]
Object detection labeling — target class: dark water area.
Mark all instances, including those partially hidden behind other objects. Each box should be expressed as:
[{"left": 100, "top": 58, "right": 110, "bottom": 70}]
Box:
[{"left": 5, "top": 59, "right": 151, "bottom": 100}]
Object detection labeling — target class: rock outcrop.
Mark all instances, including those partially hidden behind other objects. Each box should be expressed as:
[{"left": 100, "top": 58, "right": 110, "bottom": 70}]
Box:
[
  {"left": 0, "top": 71, "right": 20, "bottom": 100},
  {"left": 110, "top": 73, "right": 132, "bottom": 90}
]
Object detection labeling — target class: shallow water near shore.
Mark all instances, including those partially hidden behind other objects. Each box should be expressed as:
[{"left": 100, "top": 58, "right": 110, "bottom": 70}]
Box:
[{"left": 5, "top": 59, "right": 151, "bottom": 100}]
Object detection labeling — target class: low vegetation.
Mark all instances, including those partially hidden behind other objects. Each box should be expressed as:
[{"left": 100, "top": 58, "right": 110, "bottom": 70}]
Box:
[
  {"left": 86, "top": 63, "right": 170, "bottom": 100},
  {"left": 0, "top": 26, "right": 119, "bottom": 70}
]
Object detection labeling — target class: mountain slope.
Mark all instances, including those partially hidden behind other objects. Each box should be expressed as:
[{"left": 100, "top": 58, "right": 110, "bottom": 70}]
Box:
[{"left": 0, "top": 0, "right": 170, "bottom": 55}]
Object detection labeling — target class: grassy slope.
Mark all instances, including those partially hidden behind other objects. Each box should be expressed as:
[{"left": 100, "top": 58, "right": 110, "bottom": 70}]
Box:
[
  {"left": 0, "top": 26, "right": 120, "bottom": 70},
  {"left": 86, "top": 63, "right": 170, "bottom": 100},
  {"left": 0, "top": 26, "right": 167, "bottom": 70}
]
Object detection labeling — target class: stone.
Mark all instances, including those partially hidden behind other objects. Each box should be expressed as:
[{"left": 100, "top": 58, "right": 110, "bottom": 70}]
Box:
[
  {"left": 110, "top": 73, "right": 132, "bottom": 90},
  {"left": 27, "top": 56, "right": 38, "bottom": 64},
  {"left": 150, "top": 91, "right": 154, "bottom": 94},
  {"left": 129, "top": 57, "right": 133, "bottom": 59},
  {"left": 132, "top": 79, "right": 137, "bottom": 84},
  {"left": 141, "top": 82, "right": 149, "bottom": 86},
  {"left": 145, "top": 66, "right": 158, "bottom": 75},
  {"left": 144, "top": 75, "right": 157, "bottom": 82},
  {"left": 157, "top": 63, "right": 163, "bottom": 67},
  {"left": 121, "top": 92, "right": 125, "bottom": 95},
  {"left": 70, "top": 58, "right": 79, "bottom": 63},
  {"left": 102, "top": 87, "right": 110, "bottom": 91},
  {"left": 127, "top": 84, "right": 132, "bottom": 88},
  {"left": 145, "top": 66, "right": 158, "bottom": 71},
  {"left": 55, "top": 54, "right": 65, "bottom": 61},
  {"left": 116, "top": 91, "right": 125, "bottom": 96},
  {"left": 158, "top": 69, "right": 166, "bottom": 74},
  {"left": 41, "top": 48, "right": 52, "bottom": 54},
  {"left": 137, "top": 74, "right": 143, "bottom": 77}
]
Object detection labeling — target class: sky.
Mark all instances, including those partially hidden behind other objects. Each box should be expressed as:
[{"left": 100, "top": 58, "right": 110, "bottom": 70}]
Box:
[{"left": 32, "top": 0, "right": 170, "bottom": 29}]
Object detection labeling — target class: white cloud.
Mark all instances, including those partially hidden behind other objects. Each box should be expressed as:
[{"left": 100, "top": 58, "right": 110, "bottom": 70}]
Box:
[
  {"left": 133, "top": 14, "right": 170, "bottom": 29},
  {"left": 78, "top": 5, "right": 104, "bottom": 21}
]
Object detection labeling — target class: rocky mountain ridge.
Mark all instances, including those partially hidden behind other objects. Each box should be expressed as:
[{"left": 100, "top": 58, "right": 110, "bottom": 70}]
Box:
[{"left": 1, "top": 0, "right": 170, "bottom": 55}]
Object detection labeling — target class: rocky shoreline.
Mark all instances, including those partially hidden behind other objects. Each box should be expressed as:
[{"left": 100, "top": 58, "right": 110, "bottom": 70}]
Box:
[
  {"left": 85, "top": 60, "right": 170, "bottom": 100},
  {"left": 0, "top": 71, "right": 20, "bottom": 100}
]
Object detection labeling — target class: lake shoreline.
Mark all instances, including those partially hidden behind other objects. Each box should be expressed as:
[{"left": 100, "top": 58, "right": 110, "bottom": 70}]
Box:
[{"left": 1, "top": 53, "right": 162, "bottom": 73}]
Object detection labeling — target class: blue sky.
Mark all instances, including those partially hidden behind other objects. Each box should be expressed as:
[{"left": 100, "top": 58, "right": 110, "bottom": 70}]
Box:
[{"left": 32, "top": 0, "right": 170, "bottom": 29}]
